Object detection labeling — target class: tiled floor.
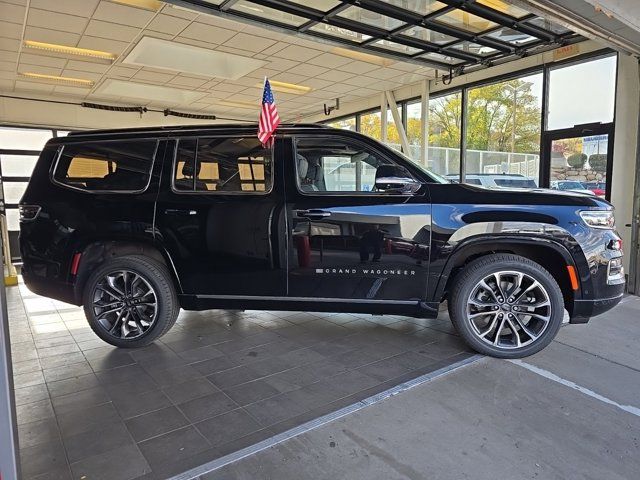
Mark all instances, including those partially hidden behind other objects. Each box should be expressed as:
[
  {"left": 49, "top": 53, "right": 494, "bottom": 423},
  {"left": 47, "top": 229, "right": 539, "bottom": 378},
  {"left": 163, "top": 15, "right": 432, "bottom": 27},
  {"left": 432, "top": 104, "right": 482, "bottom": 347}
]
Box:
[{"left": 8, "top": 279, "right": 473, "bottom": 480}]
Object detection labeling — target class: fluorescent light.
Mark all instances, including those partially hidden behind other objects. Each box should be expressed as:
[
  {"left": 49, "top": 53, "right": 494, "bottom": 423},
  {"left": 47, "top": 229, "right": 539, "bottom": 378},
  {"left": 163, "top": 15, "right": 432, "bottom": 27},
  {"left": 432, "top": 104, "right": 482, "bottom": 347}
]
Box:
[
  {"left": 19, "top": 72, "right": 94, "bottom": 87},
  {"left": 331, "top": 47, "right": 395, "bottom": 67},
  {"left": 253, "top": 80, "right": 312, "bottom": 95},
  {"left": 123, "top": 37, "right": 267, "bottom": 80},
  {"left": 95, "top": 78, "right": 207, "bottom": 103},
  {"left": 110, "top": 0, "right": 163, "bottom": 11},
  {"left": 23, "top": 40, "right": 116, "bottom": 62},
  {"left": 218, "top": 100, "right": 259, "bottom": 109}
]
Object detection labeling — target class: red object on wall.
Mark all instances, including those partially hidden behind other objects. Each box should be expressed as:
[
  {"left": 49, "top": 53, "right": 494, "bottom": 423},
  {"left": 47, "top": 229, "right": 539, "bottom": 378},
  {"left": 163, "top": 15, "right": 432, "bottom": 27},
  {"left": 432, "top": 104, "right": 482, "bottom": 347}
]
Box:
[{"left": 295, "top": 236, "right": 311, "bottom": 267}]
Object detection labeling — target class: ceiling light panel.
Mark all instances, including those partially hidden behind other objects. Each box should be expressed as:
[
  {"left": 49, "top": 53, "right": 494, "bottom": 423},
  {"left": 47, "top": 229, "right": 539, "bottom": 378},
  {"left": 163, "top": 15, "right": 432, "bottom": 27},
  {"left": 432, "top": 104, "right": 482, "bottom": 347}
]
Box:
[
  {"left": 123, "top": 37, "right": 267, "bottom": 80},
  {"left": 95, "top": 78, "right": 207, "bottom": 103},
  {"left": 19, "top": 72, "right": 94, "bottom": 87},
  {"left": 23, "top": 40, "right": 117, "bottom": 63}
]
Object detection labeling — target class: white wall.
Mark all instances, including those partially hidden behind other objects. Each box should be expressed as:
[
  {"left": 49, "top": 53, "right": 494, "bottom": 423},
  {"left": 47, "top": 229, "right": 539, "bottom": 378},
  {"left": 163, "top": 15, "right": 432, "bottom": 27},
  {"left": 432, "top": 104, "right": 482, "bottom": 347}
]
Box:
[{"left": 0, "top": 96, "right": 250, "bottom": 130}]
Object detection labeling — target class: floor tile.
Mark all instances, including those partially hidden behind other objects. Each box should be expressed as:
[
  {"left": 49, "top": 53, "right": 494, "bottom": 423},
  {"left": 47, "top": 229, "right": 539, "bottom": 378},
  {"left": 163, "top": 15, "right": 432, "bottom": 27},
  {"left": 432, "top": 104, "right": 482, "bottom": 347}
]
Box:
[
  {"left": 162, "top": 377, "right": 219, "bottom": 405},
  {"left": 177, "top": 391, "right": 239, "bottom": 423},
  {"left": 18, "top": 418, "right": 61, "bottom": 449},
  {"left": 111, "top": 388, "right": 173, "bottom": 420},
  {"left": 137, "top": 425, "right": 211, "bottom": 468},
  {"left": 70, "top": 444, "right": 150, "bottom": 480},
  {"left": 195, "top": 408, "right": 262, "bottom": 447},
  {"left": 125, "top": 405, "right": 189, "bottom": 442},
  {"left": 63, "top": 421, "right": 134, "bottom": 463}
]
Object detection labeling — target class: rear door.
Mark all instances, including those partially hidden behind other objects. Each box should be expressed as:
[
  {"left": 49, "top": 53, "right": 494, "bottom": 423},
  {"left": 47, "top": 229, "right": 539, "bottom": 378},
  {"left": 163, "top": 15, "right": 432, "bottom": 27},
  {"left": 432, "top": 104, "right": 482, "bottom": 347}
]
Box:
[
  {"left": 284, "top": 134, "right": 432, "bottom": 302},
  {"left": 154, "top": 134, "right": 286, "bottom": 297}
]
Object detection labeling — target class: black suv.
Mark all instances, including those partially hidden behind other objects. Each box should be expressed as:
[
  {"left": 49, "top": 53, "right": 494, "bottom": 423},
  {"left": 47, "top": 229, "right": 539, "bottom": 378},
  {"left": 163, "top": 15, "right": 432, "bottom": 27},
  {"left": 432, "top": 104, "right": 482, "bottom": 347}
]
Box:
[{"left": 19, "top": 124, "right": 625, "bottom": 358}]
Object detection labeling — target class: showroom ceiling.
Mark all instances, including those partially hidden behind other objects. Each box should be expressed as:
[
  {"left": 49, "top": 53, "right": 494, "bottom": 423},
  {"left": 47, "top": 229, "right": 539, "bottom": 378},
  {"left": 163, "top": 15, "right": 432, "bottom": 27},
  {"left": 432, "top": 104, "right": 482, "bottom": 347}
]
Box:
[{"left": 0, "top": 0, "right": 579, "bottom": 121}]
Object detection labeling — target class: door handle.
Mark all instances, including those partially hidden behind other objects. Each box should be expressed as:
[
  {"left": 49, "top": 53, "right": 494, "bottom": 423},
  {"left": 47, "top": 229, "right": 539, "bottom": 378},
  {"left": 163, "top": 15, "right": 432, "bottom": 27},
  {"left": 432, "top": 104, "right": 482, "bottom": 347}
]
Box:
[
  {"left": 164, "top": 208, "right": 197, "bottom": 216},
  {"left": 295, "top": 209, "right": 331, "bottom": 219}
]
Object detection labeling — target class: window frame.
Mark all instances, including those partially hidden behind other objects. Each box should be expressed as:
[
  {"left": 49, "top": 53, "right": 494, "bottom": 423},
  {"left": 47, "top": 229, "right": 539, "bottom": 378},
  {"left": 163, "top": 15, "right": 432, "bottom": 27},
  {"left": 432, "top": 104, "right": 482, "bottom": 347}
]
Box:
[
  {"left": 292, "top": 134, "right": 419, "bottom": 197},
  {"left": 50, "top": 138, "right": 160, "bottom": 194},
  {"left": 169, "top": 136, "right": 275, "bottom": 195}
]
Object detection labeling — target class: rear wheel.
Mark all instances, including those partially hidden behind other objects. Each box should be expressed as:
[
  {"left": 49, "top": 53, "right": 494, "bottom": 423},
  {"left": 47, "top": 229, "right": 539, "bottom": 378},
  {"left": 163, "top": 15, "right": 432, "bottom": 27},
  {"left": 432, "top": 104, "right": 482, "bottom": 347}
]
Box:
[
  {"left": 83, "top": 255, "right": 179, "bottom": 348},
  {"left": 449, "top": 253, "right": 564, "bottom": 358}
]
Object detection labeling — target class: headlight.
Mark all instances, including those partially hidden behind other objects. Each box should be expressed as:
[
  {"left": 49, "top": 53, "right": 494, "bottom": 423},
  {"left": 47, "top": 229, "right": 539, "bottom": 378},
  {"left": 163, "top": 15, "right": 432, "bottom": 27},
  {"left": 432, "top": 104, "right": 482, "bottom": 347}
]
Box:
[{"left": 579, "top": 210, "right": 615, "bottom": 229}]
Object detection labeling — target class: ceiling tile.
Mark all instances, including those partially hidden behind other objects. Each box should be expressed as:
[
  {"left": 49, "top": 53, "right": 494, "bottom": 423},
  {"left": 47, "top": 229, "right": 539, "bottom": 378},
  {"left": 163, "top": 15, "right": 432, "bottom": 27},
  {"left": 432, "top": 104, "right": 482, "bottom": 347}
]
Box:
[
  {"left": 0, "top": 60, "right": 14, "bottom": 72},
  {"left": 271, "top": 72, "right": 312, "bottom": 85},
  {"left": 0, "top": 2, "right": 25, "bottom": 24},
  {"left": 215, "top": 45, "right": 256, "bottom": 58},
  {"left": 167, "top": 75, "right": 208, "bottom": 88},
  {"left": 108, "top": 65, "right": 140, "bottom": 79},
  {"left": 303, "top": 78, "right": 333, "bottom": 89},
  {"left": 133, "top": 69, "right": 175, "bottom": 83},
  {"left": 364, "top": 67, "right": 405, "bottom": 80},
  {"left": 84, "top": 19, "right": 141, "bottom": 42},
  {"left": 0, "top": 50, "right": 17, "bottom": 62},
  {"left": 223, "top": 33, "right": 275, "bottom": 53},
  {"left": 215, "top": 82, "right": 246, "bottom": 93},
  {"left": 180, "top": 22, "right": 236, "bottom": 45},
  {"left": 335, "top": 60, "right": 380, "bottom": 75},
  {"left": 306, "top": 52, "right": 353, "bottom": 69},
  {"left": 316, "top": 69, "right": 355, "bottom": 82},
  {"left": 53, "top": 84, "right": 91, "bottom": 95},
  {"left": 0, "top": 38, "right": 20, "bottom": 52},
  {"left": 195, "top": 13, "right": 246, "bottom": 31},
  {"left": 266, "top": 58, "right": 299, "bottom": 71},
  {"left": 76, "top": 36, "right": 130, "bottom": 55},
  {"left": 23, "top": 26, "right": 81, "bottom": 47},
  {"left": 0, "top": 70, "right": 16, "bottom": 79},
  {"left": 17, "top": 64, "right": 63, "bottom": 76},
  {"left": 0, "top": 79, "right": 14, "bottom": 90},
  {"left": 245, "top": 67, "right": 279, "bottom": 80},
  {"left": 93, "top": 1, "right": 155, "bottom": 28},
  {"left": 289, "top": 63, "right": 328, "bottom": 78},
  {"left": 260, "top": 43, "right": 288, "bottom": 57},
  {"left": 19, "top": 53, "right": 68, "bottom": 68},
  {"left": 14, "top": 80, "right": 55, "bottom": 93},
  {"left": 240, "top": 25, "right": 287, "bottom": 42},
  {"left": 65, "top": 59, "right": 111, "bottom": 73},
  {"left": 30, "top": 0, "right": 99, "bottom": 17},
  {"left": 322, "top": 82, "right": 357, "bottom": 94},
  {"left": 146, "top": 14, "right": 190, "bottom": 36},
  {"left": 61, "top": 69, "right": 103, "bottom": 82},
  {"left": 0, "top": 21, "right": 22, "bottom": 40},
  {"left": 273, "top": 44, "right": 322, "bottom": 62},
  {"left": 27, "top": 9, "right": 88, "bottom": 34}
]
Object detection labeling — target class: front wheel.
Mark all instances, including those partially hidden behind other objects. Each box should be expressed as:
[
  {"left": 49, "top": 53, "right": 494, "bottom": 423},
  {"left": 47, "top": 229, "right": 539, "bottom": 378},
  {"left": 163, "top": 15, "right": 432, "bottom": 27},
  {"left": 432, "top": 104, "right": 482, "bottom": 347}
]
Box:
[
  {"left": 83, "top": 255, "right": 179, "bottom": 348},
  {"left": 449, "top": 254, "right": 564, "bottom": 359}
]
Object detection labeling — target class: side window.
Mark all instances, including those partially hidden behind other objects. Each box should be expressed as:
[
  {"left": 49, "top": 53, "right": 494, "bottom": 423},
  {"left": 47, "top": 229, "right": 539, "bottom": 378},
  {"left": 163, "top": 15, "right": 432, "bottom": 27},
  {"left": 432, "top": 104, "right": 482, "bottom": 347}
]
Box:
[
  {"left": 173, "top": 137, "right": 272, "bottom": 193},
  {"left": 294, "top": 137, "right": 395, "bottom": 193},
  {"left": 53, "top": 140, "right": 157, "bottom": 192}
]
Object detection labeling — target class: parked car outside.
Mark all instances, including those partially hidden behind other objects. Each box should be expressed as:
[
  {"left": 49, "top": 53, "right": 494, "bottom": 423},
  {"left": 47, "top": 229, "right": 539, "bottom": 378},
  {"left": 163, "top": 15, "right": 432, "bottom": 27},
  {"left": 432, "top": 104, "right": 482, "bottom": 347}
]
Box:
[
  {"left": 19, "top": 124, "right": 624, "bottom": 359},
  {"left": 550, "top": 180, "right": 596, "bottom": 195},
  {"left": 583, "top": 181, "right": 606, "bottom": 197}
]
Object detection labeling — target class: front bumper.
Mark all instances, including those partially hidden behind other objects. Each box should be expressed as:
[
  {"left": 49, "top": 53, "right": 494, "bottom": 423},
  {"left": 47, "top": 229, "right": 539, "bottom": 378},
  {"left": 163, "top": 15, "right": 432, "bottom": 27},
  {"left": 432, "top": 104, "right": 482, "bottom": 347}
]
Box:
[{"left": 570, "top": 283, "right": 625, "bottom": 323}]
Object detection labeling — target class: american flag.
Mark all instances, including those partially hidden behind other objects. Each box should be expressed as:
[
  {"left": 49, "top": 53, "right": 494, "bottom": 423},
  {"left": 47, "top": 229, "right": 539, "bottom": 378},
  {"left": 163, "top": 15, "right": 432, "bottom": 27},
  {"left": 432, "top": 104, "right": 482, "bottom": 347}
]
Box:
[{"left": 258, "top": 78, "right": 280, "bottom": 146}]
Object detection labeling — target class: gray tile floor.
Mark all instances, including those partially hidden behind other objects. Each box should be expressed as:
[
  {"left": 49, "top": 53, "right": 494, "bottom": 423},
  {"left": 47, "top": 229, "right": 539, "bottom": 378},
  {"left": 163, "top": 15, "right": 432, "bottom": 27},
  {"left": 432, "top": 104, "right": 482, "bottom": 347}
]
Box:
[{"left": 8, "top": 279, "right": 472, "bottom": 480}]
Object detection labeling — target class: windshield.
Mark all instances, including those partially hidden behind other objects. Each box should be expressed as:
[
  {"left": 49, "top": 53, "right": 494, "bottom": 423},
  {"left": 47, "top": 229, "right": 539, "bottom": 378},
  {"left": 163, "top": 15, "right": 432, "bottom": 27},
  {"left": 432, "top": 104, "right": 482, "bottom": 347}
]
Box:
[{"left": 559, "top": 181, "right": 584, "bottom": 190}]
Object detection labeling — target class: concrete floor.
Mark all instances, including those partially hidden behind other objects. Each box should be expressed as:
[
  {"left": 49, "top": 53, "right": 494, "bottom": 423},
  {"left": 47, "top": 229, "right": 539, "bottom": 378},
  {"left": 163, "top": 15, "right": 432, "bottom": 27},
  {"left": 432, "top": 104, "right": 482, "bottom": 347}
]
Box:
[
  {"left": 9, "top": 275, "right": 640, "bottom": 480},
  {"left": 198, "top": 295, "right": 640, "bottom": 480}
]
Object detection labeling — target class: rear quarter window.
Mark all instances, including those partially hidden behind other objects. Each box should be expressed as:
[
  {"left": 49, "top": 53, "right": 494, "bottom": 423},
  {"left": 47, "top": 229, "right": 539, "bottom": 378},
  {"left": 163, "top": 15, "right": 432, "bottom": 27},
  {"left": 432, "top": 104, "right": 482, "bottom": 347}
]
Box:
[{"left": 52, "top": 139, "right": 158, "bottom": 192}]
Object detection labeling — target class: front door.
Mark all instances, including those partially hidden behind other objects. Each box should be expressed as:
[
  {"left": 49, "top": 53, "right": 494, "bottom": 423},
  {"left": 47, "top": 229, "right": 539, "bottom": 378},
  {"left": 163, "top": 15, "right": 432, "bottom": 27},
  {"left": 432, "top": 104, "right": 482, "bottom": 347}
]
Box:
[
  {"left": 284, "top": 134, "right": 431, "bottom": 302},
  {"left": 542, "top": 123, "right": 614, "bottom": 201},
  {"left": 155, "top": 135, "right": 286, "bottom": 297}
]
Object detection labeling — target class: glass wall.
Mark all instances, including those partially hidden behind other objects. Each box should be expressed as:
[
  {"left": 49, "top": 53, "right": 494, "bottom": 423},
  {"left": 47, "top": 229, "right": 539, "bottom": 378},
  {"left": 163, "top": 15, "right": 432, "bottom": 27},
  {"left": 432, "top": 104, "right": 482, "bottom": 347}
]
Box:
[
  {"left": 322, "top": 52, "right": 617, "bottom": 191},
  {"left": 326, "top": 116, "right": 356, "bottom": 131},
  {"left": 464, "top": 73, "right": 543, "bottom": 186},
  {"left": 547, "top": 55, "right": 616, "bottom": 130},
  {"left": 428, "top": 92, "right": 462, "bottom": 179},
  {"left": 0, "top": 126, "right": 65, "bottom": 260}
]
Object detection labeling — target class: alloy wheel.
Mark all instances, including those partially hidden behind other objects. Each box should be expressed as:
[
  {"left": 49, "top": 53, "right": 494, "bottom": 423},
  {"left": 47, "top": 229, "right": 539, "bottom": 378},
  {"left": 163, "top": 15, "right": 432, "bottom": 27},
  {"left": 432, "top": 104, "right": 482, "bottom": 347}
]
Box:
[
  {"left": 91, "top": 270, "right": 158, "bottom": 339},
  {"left": 466, "top": 270, "right": 552, "bottom": 349}
]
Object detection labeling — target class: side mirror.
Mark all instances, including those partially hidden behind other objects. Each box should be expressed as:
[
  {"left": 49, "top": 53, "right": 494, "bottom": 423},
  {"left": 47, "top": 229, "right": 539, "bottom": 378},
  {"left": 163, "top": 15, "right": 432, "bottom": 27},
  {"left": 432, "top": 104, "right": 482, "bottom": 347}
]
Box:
[{"left": 375, "top": 165, "right": 422, "bottom": 194}]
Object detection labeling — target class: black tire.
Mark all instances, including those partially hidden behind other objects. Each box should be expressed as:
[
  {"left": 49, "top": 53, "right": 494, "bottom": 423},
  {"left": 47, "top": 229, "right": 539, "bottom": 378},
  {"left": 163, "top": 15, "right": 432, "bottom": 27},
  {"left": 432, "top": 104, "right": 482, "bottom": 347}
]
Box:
[
  {"left": 448, "top": 253, "right": 564, "bottom": 359},
  {"left": 82, "top": 255, "right": 179, "bottom": 348}
]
